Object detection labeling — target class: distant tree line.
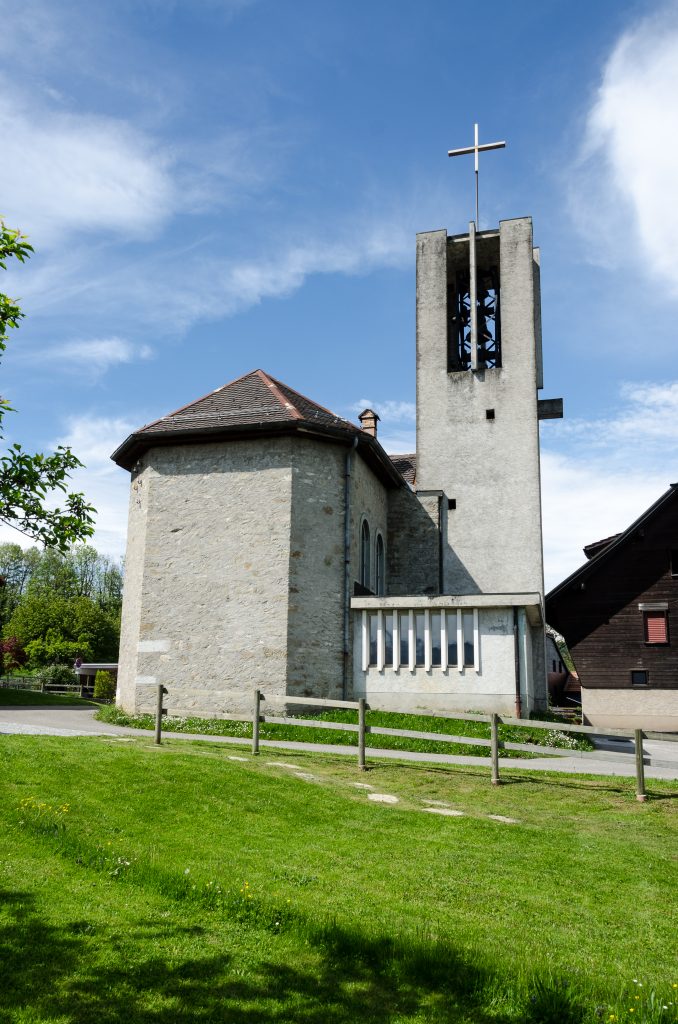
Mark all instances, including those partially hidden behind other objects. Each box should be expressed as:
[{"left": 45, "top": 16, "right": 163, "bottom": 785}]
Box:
[{"left": 0, "top": 544, "right": 123, "bottom": 671}]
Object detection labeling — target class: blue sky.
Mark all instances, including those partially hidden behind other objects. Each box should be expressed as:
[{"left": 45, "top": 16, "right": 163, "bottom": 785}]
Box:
[{"left": 1, "top": 0, "right": 677, "bottom": 588}]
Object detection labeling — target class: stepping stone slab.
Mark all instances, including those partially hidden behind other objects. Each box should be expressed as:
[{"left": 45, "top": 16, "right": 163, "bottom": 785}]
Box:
[
  {"left": 422, "top": 808, "right": 464, "bottom": 817},
  {"left": 488, "top": 814, "right": 520, "bottom": 824},
  {"left": 367, "top": 793, "right": 399, "bottom": 804},
  {"left": 228, "top": 756, "right": 248, "bottom": 762},
  {"left": 294, "top": 772, "right": 317, "bottom": 782},
  {"left": 266, "top": 762, "right": 300, "bottom": 769},
  {"left": 352, "top": 783, "right": 374, "bottom": 790}
]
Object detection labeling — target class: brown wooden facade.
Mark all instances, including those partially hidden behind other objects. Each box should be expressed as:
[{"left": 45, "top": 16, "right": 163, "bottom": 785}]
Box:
[{"left": 546, "top": 485, "right": 678, "bottom": 692}]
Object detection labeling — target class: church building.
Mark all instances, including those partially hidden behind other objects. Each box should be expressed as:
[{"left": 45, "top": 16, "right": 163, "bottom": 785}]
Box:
[{"left": 113, "top": 215, "right": 560, "bottom": 719}]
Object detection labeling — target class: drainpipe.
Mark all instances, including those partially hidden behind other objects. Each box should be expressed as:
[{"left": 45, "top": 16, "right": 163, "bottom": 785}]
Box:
[
  {"left": 513, "top": 608, "right": 523, "bottom": 719},
  {"left": 342, "top": 436, "right": 359, "bottom": 699}
]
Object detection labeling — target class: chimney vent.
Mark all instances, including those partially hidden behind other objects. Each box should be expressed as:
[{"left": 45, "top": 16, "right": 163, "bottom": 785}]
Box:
[{"left": 358, "top": 408, "right": 380, "bottom": 438}]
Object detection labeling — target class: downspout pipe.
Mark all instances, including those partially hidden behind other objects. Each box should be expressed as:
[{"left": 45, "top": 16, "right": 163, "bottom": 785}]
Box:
[
  {"left": 513, "top": 608, "right": 523, "bottom": 719},
  {"left": 342, "top": 436, "right": 359, "bottom": 699}
]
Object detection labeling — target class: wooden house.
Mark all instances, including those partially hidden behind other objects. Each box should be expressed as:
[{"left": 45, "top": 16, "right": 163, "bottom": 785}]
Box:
[{"left": 546, "top": 484, "right": 678, "bottom": 731}]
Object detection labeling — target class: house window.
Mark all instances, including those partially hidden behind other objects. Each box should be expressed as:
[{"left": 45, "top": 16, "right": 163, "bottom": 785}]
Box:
[
  {"left": 446, "top": 611, "right": 458, "bottom": 666},
  {"left": 375, "top": 534, "right": 385, "bottom": 596},
  {"left": 631, "top": 670, "right": 649, "bottom": 686},
  {"left": 462, "top": 609, "right": 475, "bottom": 666},
  {"left": 399, "top": 611, "right": 409, "bottom": 667},
  {"left": 360, "top": 519, "right": 371, "bottom": 590},
  {"left": 644, "top": 610, "right": 669, "bottom": 644},
  {"left": 431, "top": 612, "right": 442, "bottom": 667},
  {"left": 368, "top": 613, "right": 378, "bottom": 666},
  {"left": 384, "top": 612, "right": 394, "bottom": 665},
  {"left": 414, "top": 611, "right": 425, "bottom": 666}
]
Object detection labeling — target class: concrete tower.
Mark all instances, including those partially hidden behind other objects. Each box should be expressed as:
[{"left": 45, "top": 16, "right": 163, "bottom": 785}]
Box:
[{"left": 415, "top": 217, "right": 560, "bottom": 599}]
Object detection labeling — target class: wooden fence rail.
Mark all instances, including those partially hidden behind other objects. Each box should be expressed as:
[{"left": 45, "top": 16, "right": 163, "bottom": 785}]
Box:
[{"left": 150, "top": 687, "right": 677, "bottom": 801}]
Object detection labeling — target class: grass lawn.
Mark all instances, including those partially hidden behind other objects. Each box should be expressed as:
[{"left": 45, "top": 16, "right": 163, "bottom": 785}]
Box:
[
  {"left": 2, "top": 734, "right": 677, "bottom": 1023},
  {"left": 0, "top": 688, "right": 96, "bottom": 708}
]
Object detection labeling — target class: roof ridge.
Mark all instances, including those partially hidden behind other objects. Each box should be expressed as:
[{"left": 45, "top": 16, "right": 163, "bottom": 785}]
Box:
[
  {"left": 256, "top": 370, "right": 304, "bottom": 420},
  {"left": 267, "top": 373, "right": 358, "bottom": 427}
]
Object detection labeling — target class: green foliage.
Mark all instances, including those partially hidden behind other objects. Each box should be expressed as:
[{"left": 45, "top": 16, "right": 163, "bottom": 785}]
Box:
[
  {"left": 4, "top": 592, "right": 118, "bottom": 667},
  {"left": 38, "top": 663, "right": 77, "bottom": 688},
  {"left": 93, "top": 670, "right": 116, "bottom": 700},
  {"left": 0, "top": 220, "right": 95, "bottom": 551}
]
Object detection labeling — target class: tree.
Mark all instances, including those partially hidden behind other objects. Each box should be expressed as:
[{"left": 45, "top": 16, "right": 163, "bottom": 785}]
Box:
[
  {"left": 4, "top": 591, "right": 119, "bottom": 668},
  {"left": 0, "top": 220, "right": 95, "bottom": 551}
]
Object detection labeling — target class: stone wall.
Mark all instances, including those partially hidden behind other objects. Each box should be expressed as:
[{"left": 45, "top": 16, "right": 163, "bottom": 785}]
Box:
[
  {"left": 286, "top": 439, "right": 346, "bottom": 700},
  {"left": 387, "top": 487, "right": 440, "bottom": 595},
  {"left": 117, "top": 439, "right": 294, "bottom": 716}
]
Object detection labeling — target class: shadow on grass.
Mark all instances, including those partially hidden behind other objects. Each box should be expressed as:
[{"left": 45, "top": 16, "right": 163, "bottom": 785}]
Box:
[{"left": 0, "top": 888, "right": 588, "bottom": 1024}]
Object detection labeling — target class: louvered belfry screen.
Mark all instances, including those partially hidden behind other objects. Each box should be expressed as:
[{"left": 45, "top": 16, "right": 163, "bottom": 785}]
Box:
[
  {"left": 645, "top": 612, "right": 668, "bottom": 644},
  {"left": 447, "top": 265, "right": 501, "bottom": 372}
]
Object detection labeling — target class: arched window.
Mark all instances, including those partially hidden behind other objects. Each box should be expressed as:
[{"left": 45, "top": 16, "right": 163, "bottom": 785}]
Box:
[
  {"left": 360, "top": 519, "right": 371, "bottom": 590},
  {"left": 375, "top": 533, "right": 385, "bottom": 596}
]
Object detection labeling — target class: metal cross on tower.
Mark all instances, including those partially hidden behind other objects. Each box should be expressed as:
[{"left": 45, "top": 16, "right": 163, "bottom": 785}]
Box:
[{"left": 448, "top": 123, "right": 506, "bottom": 229}]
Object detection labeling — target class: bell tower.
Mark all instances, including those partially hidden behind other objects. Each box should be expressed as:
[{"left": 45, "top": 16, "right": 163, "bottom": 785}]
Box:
[{"left": 415, "top": 216, "right": 561, "bottom": 597}]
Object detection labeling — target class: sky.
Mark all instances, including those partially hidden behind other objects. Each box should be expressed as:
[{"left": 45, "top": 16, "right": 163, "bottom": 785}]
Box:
[{"left": 1, "top": 0, "right": 677, "bottom": 590}]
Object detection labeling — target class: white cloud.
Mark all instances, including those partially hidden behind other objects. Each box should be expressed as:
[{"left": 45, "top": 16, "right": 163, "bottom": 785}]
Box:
[
  {"left": 0, "top": 85, "right": 176, "bottom": 249},
  {"left": 52, "top": 414, "right": 139, "bottom": 559},
  {"left": 572, "top": 4, "right": 678, "bottom": 292},
  {"left": 24, "top": 337, "right": 153, "bottom": 381},
  {"left": 541, "top": 379, "right": 678, "bottom": 590}
]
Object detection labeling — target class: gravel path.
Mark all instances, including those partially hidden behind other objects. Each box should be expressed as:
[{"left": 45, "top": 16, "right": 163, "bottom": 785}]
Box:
[{"left": 1, "top": 706, "right": 677, "bottom": 781}]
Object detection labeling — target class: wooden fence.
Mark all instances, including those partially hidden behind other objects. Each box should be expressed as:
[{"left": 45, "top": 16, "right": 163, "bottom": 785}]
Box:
[{"left": 151, "top": 686, "right": 677, "bottom": 802}]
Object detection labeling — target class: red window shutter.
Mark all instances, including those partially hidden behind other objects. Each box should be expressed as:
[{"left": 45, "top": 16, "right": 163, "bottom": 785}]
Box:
[{"left": 645, "top": 612, "right": 668, "bottom": 643}]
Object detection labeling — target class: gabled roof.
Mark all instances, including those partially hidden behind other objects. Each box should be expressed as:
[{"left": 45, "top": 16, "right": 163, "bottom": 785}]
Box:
[
  {"left": 547, "top": 483, "right": 678, "bottom": 602},
  {"left": 111, "top": 369, "right": 405, "bottom": 488}
]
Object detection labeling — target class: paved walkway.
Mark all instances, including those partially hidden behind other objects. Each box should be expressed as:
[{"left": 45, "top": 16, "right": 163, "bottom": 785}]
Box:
[{"left": 2, "top": 706, "right": 678, "bottom": 781}]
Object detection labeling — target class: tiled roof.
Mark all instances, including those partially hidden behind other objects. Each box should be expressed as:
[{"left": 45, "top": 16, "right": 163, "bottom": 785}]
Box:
[
  {"left": 388, "top": 453, "right": 416, "bottom": 487},
  {"left": 111, "top": 369, "right": 408, "bottom": 490},
  {"left": 139, "top": 369, "right": 358, "bottom": 436}
]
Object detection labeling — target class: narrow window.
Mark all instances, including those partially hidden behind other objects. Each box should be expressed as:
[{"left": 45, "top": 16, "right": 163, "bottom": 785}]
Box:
[
  {"left": 375, "top": 534, "right": 385, "bottom": 596},
  {"left": 462, "top": 609, "right": 475, "bottom": 666},
  {"left": 360, "top": 520, "right": 371, "bottom": 591},
  {"left": 414, "top": 611, "right": 425, "bottom": 667},
  {"left": 446, "top": 611, "right": 458, "bottom": 665},
  {"left": 644, "top": 611, "right": 669, "bottom": 644},
  {"left": 384, "top": 612, "right": 394, "bottom": 666},
  {"left": 431, "top": 612, "right": 442, "bottom": 667},
  {"left": 368, "top": 612, "right": 378, "bottom": 666},
  {"left": 399, "top": 611, "right": 409, "bottom": 667},
  {"left": 631, "top": 670, "right": 649, "bottom": 686}
]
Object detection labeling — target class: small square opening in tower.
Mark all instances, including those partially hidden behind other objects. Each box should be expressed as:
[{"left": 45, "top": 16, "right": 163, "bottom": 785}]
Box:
[
  {"left": 448, "top": 498, "right": 456, "bottom": 510},
  {"left": 486, "top": 408, "right": 495, "bottom": 420}
]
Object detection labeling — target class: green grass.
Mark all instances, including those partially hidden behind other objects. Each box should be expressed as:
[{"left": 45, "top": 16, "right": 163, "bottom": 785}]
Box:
[
  {"left": 96, "top": 704, "right": 594, "bottom": 758},
  {"left": 2, "top": 734, "right": 677, "bottom": 1022},
  {"left": 0, "top": 687, "right": 95, "bottom": 707}
]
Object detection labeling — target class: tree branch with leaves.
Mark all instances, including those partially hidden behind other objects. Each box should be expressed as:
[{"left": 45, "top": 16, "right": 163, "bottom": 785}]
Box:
[{"left": 0, "top": 220, "right": 95, "bottom": 551}]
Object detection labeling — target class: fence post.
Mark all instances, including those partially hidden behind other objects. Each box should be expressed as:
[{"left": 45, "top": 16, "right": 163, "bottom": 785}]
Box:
[
  {"left": 358, "top": 697, "right": 367, "bottom": 771},
  {"left": 635, "top": 729, "right": 647, "bottom": 802},
  {"left": 155, "top": 685, "right": 167, "bottom": 745},
  {"left": 252, "top": 689, "right": 261, "bottom": 755},
  {"left": 490, "top": 713, "right": 501, "bottom": 786}
]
